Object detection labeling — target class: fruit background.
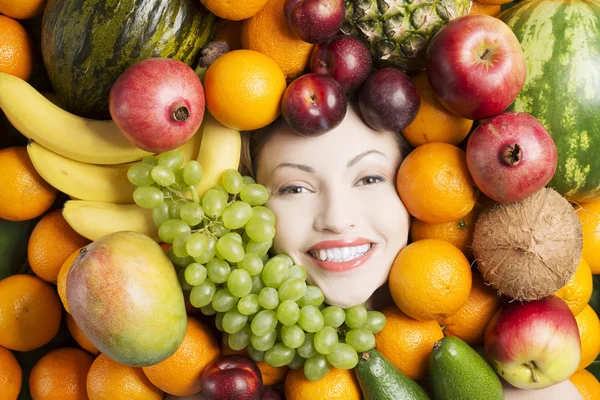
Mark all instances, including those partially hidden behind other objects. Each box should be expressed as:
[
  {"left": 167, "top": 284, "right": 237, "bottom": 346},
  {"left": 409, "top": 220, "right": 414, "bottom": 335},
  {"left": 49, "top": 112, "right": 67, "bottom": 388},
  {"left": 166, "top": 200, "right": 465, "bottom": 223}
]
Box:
[{"left": 1, "top": 0, "right": 600, "bottom": 399}]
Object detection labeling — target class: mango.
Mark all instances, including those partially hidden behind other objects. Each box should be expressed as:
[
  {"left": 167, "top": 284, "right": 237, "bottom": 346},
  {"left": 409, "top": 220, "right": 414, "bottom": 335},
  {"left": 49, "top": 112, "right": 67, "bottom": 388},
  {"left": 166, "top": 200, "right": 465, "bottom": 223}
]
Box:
[{"left": 66, "top": 231, "right": 187, "bottom": 367}]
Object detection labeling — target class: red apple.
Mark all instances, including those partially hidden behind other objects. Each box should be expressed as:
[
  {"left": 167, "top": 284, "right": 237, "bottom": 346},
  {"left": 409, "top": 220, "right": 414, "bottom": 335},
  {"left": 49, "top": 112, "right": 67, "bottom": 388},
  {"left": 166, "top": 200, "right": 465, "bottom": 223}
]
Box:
[
  {"left": 484, "top": 296, "right": 581, "bottom": 390},
  {"left": 281, "top": 73, "right": 347, "bottom": 136},
  {"left": 284, "top": 0, "right": 345, "bottom": 44},
  {"left": 200, "top": 355, "right": 263, "bottom": 400},
  {"left": 310, "top": 35, "right": 373, "bottom": 93},
  {"left": 466, "top": 112, "right": 557, "bottom": 203},
  {"left": 425, "top": 14, "right": 526, "bottom": 120},
  {"left": 109, "top": 58, "right": 205, "bottom": 152}
]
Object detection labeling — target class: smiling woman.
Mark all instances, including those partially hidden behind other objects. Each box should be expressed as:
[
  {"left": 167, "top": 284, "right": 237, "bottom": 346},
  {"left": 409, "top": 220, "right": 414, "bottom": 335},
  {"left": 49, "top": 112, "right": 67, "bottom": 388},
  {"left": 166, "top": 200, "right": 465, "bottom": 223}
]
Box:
[{"left": 240, "top": 103, "right": 412, "bottom": 308}]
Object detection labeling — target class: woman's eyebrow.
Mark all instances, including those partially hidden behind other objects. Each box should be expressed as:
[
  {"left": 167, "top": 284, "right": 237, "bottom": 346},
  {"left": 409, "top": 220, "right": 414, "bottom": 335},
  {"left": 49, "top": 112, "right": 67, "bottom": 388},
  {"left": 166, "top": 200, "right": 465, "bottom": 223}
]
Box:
[
  {"left": 347, "top": 150, "right": 387, "bottom": 168},
  {"left": 273, "top": 163, "right": 315, "bottom": 173}
]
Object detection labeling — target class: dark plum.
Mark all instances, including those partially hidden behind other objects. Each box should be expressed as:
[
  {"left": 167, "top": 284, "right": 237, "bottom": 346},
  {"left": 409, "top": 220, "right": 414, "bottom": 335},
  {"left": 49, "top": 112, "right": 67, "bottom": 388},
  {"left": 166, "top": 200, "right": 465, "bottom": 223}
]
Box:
[
  {"left": 261, "top": 386, "right": 284, "bottom": 400},
  {"left": 200, "top": 355, "right": 263, "bottom": 400},
  {"left": 284, "top": 0, "right": 345, "bottom": 44}
]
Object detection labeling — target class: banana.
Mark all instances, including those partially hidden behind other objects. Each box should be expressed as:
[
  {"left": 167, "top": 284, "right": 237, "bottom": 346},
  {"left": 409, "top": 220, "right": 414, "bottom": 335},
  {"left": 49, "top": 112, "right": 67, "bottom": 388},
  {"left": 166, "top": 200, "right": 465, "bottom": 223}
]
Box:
[
  {"left": 195, "top": 113, "right": 242, "bottom": 197},
  {"left": 62, "top": 201, "right": 158, "bottom": 242},
  {"left": 0, "top": 72, "right": 152, "bottom": 165}
]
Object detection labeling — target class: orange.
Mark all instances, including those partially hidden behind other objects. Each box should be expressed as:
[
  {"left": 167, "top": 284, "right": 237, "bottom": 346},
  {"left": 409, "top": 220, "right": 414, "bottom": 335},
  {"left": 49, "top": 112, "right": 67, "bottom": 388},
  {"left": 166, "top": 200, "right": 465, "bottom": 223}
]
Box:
[
  {"left": 570, "top": 369, "right": 600, "bottom": 400},
  {"left": 0, "top": 147, "right": 57, "bottom": 221},
  {"left": 285, "top": 366, "right": 361, "bottom": 400},
  {"left": 476, "top": 0, "right": 513, "bottom": 5},
  {"left": 57, "top": 247, "right": 85, "bottom": 314},
  {"left": 65, "top": 313, "right": 99, "bottom": 355},
  {"left": 440, "top": 272, "right": 502, "bottom": 344},
  {"left": 576, "top": 201, "right": 600, "bottom": 274},
  {"left": 29, "top": 347, "right": 94, "bottom": 400},
  {"left": 202, "top": 0, "right": 269, "bottom": 20},
  {"left": 410, "top": 206, "right": 479, "bottom": 258},
  {"left": 397, "top": 142, "right": 477, "bottom": 224},
  {"left": 241, "top": 0, "right": 315, "bottom": 79},
  {"left": 389, "top": 239, "right": 472, "bottom": 322},
  {"left": 469, "top": 1, "right": 501, "bottom": 16},
  {"left": 87, "top": 354, "right": 164, "bottom": 400},
  {"left": 0, "top": 16, "right": 34, "bottom": 80},
  {"left": 214, "top": 19, "right": 243, "bottom": 51},
  {"left": 0, "top": 0, "right": 46, "bottom": 19},
  {"left": 204, "top": 49, "right": 286, "bottom": 131},
  {"left": 28, "top": 210, "right": 90, "bottom": 283},
  {"left": 575, "top": 304, "right": 600, "bottom": 371},
  {"left": 401, "top": 71, "right": 473, "bottom": 147},
  {"left": 142, "top": 317, "right": 220, "bottom": 396},
  {"left": 555, "top": 258, "right": 594, "bottom": 316},
  {"left": 0, "top": 345, "right": 21, "bottom": 400},
  {"left": 220, "top": 339, "right": 289, "bottom": 386},
  {"left": 0, "top": 274, "right": 62, "bottom": 351},
  {"left": 375, "top": 305, "right": 444, "bottom": 380}
]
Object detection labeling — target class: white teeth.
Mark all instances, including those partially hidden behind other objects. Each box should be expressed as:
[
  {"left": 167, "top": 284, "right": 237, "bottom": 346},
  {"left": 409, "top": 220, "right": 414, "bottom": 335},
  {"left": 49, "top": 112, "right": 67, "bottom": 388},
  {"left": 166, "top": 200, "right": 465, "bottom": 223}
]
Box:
[
  {"left": 309, "top": 244, "right": 373, "bottom": 263},
  {"left": 341, "top": 247, "right": 351, "bottom": 261},
  {"left": 318, "top": 249, "right": 327, "bottom": 261}
]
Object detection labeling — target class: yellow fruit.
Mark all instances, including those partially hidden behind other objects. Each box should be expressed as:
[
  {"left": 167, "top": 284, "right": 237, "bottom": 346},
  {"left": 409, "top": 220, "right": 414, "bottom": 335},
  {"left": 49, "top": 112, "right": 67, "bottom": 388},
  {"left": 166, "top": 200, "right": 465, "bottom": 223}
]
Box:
[
  {"left": 57, "top": 247, "right": 85, "bottom": 314},
  {"left": 576, "top": 201, "right": 600, "bottom": 274},
  {"left": 65, "top": 314, "right": 99, "bottom": 356},
  {"left": 201, "top": 0, "right": 269, "bottom": 20},
  {"left": 0, "top": 16, "right": 34, "bottom": 80},
  {"left": 555, "top": 258, "right": 594, "bottom": 316},
  {"left": 469, "top": 1, "right": 501, "bottom": 16},
  {"left": 575, "top": 305, "right": 600, "bottom": 371},
  {"left": 285, "top": 367, "right": 361, "bottom": 400},
  {"left": 570, "top": 369, "right": 600, "bottom": 400},
  {"left": 0, "top": 0, "right": 47, "bottom": 19},
  {"left": 0, "top": 345, "right": 21, "bottom": 400}
]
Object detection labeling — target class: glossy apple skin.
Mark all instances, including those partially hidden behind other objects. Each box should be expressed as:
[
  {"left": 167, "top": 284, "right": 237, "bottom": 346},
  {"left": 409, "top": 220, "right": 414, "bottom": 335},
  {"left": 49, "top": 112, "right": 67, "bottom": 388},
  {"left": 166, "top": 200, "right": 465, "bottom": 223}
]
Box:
[
  {"left": 284, "top": 0, "right": 345, "bottom": 44},
  {"left": 425, "top": 14, "right": 526, "bottom": 120},
  {"left": 261, "top": 386, "right": 283, "bottom": 400},
  {"left": 281, "top": 73, "right": 347, "bottom": 136},
  {"left": 358, "top": 67, "right": 420, "bottom": 132},
  {"left": 466, "top": 112, "right": 557, "bottom": 203},
  {"left": 484, "top": 296, "right": 581, "bottom": 390},
  {"left": 200, "top": 355, "right": 263, "bottom": 400},
  {"left": 310, "top": 35, "right": 372, "bottom": 93}
]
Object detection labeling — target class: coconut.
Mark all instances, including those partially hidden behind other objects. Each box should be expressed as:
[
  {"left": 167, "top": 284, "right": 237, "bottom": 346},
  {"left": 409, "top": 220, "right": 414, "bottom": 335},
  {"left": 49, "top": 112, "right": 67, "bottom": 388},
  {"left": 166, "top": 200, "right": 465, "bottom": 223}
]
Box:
[{"left": 472, "top": 188, "right": 582, "bottom": 301}]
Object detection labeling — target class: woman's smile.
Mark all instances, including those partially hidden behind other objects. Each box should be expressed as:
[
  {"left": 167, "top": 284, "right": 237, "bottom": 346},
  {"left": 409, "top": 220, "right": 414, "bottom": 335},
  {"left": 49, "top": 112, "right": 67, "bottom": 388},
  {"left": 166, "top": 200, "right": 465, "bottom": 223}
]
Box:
[{"left": 306, "top": 238, "right": 376, "bottom": 272}]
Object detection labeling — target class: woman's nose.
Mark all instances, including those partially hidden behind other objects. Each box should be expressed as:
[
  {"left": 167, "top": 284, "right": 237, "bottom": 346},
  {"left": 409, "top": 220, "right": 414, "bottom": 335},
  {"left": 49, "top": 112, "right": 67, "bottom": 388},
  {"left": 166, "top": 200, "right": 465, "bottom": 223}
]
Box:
[{"left": 313, "top": 189, "right": 357, "bottom": 234}]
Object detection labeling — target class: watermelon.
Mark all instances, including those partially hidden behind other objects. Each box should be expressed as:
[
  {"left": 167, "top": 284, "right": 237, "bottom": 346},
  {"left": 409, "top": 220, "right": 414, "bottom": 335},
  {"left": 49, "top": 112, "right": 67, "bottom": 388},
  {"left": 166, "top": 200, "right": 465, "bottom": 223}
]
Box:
[
  {"left": 41, "top": 0, "right": 215, "bottom": 119},
  {"left": 500, "top": 0, "right": 600, "bottom": 202}
]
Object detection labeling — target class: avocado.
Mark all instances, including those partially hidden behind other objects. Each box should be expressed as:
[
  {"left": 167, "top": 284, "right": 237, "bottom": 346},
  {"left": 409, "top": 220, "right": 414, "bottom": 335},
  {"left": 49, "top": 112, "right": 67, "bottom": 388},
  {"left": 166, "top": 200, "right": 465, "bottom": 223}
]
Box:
[
  {"left": 356, "top": 349, "right": 430, "bottom": 400},
  {"left": 429, "top": 336, "right": 503, "bottom": 400}
]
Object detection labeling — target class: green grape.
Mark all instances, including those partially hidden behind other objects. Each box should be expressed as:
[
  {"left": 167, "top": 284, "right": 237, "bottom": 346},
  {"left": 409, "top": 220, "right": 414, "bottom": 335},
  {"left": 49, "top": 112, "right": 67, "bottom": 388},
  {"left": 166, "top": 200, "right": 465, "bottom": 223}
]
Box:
[
  {"left": 246, "top": 240, "right": 272, "bottom": 258},
  {"left": 173, "top": 232, "right": 192, "bottom": 258},
  {"left": 168, "top": 247, "right": 194, "bottom": 268},
  {"left": 298, "top": 306, "right": 324, "bottom": 333},
  {"left": 245, "top": 217, "right": 275, "bottom": 243},
  {"left": 322, "top": 306, "right": 345, "bottom": 329},
  {"left": 242, "top": 176, "right": 255, "bottom": 186},
  {"left": 288, "top": 264, "right": 307, "bottom": 280},
  {"left": 158, "top": 150, "right": 184, "bottom": 170},
  {"left": 251, "top": 206, "right": 276, "bottom": 226},
  {"left": 314, "top": 326, "right": 338, "bottom": 355},
  {"left": 223, "top": 232, "right": 243, "bottom": 244},
  {"left": 240, "top": 184, "right": 269, "bottom": 206},
  {"left": 227, "top": 269, "right": 252, "bottom": 298},
  {"left": 206, "top": 258, "right": 230, "bottom": 284},
  {"left": 238, "top": 253, "right": 263, "bottom": 276},
  {"left": 277, "top": 300, "right": 300, "bottom": 326},
  {"left": 346, "top": 328, "right": 376, "bottom": 352},
  {"left": 193, "top": 236, "right": 217, "bottom": 264},
  {"left": 297, "top": 286, "right": 324, "bottom": 307},
  {"left": 151, "top": 165, "right": 176, "bottom": 186},
  {"left": 186, "top": 233, "right": 209, "bottom": 258},
  {"left": 281, "top": 324, "right": 305, "bottom": 349},
  {"left": 180, "top": 203, "right": 204, "bottom": 227},
  {"left": 237, "top": 294, "right": 261, "bottom": 316},
  {"left": 258, "top": 287, "right": 279, "bottom": 310},
  {"left": 133, "top": 186, "right": 163, "bottom": 209},
  {"left": 212, "top": 288, "right": 238, "bottom": 313},
  {"left": 184, "top": 263, "right": 207, "bottom": 286},
  {"left": 183, "top": 160, "right": 202, "bottom": 187},
  {"left": 212, "top": 222, "right": 230, "bottom": 238},
  {"left": 158, "top": 219, "right": 191, "bottom": 244},
  {"left": 215, "top": 313, "right": 224, "bottom": 332},
  {"left": 327, "top": 343, "right": 358, "bottom": 370},
  {"left": 190, "top": 280, "right": 216, "bottom": 308},
  {"left": 304, "top": 354, "right": 330, "bottom": 381},
  {"left": 177, "top": 269, "right": 192, "bottom": 291},
  {"left": 222, "top": 169, "right": 244, "bottom": 194},
  {"left": 250, "top": 274, "right": 265, "bottom": 295},
  {"left": 288, "top": 353, "right": 305, "bottom": 370},
  {"left": 345, "top": 305, "right": 368, "bottom": 329},
  {"left": 127, "top": 163, "right": 154, "bottom": 186},
  {"left": 264, "top": 343, "right": 295, "bottom": 368},
  {"left": 271, "top": 254, "right": 293, "bottom": 266},
  {"left": 152, "top": 202, "right": 170, "bottom": 228},
  {"left": 228, "top": 324, "right": 252, "bottom": 351},
  {"left": 202, "top": 189, "right": 228, "bottom": 218},
  {"left": 247, "top": 344, "right": 264, "bottom": 362},
  {"left": 278, "top": 278, "right": 307, "bottom": 302},
  {"left": 222, "top": 309, "right": 249, "bottom": 334},
  {"left": 250, "top": 330, "right": 277, "bottom": 352},
  {"left": 211, "top": 184, "right": 229, "bottom": 197},
  {"left": 221, "top": 201, "right": 252, "bottom": 230},
  {"left": 261, "top": 258, "right": 289, "bottom": 289},
  {"left": 174, "top": 168, "right": 186, "bottom": 188},
  {"left": 365, "top": 311, "right": 386, "bottom": 334},
  {"left": 167, "top": 201, "right": 183, "bottom": 220},
  {"left": 200, "top": 304, "right": 216, "bottom": 315},
  {"left": 251, "top": 310, "right": 278, "bottom": 337},
  {"left": 216, "top": 236, "right": 245, "bottom": 264},
  {"left": 297, "top": 333, "right": 317, "bottom": 359},
  {"left": 142, "top": 156, "right": 158, "bottom": 167}
]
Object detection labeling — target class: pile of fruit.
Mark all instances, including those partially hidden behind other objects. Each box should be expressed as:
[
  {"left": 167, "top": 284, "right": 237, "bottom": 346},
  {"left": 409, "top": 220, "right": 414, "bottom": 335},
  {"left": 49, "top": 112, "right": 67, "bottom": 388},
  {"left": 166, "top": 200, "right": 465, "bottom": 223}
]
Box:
[{"left": 1, "top": 0, "right": 600, "bottom": 399}]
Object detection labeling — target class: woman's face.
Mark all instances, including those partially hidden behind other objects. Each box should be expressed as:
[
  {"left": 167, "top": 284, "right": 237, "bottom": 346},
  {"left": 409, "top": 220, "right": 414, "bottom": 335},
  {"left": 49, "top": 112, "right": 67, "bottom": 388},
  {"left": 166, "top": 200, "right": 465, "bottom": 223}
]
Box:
[{"left": 256, "top": 106, "right": 411, "bottom": 308}]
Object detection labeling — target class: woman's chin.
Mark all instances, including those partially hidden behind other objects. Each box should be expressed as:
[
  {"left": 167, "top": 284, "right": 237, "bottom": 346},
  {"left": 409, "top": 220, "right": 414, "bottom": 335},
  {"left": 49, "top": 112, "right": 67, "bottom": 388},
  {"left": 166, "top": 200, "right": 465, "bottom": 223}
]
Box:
[{"left": 322, "top": 289, "right": 375, "bottom": 309}]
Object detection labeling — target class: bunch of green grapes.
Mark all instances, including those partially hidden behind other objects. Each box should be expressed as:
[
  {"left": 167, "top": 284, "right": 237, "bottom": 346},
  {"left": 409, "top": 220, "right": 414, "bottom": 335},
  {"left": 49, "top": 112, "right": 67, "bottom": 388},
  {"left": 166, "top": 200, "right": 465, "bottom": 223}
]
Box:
[{"left": 127, "top": 150, "right": 386, "bottom": 381}]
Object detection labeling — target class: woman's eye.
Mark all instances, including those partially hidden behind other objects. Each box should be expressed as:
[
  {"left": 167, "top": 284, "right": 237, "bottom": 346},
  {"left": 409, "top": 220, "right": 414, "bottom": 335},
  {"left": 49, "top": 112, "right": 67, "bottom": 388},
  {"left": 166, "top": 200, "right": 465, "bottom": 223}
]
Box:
[
  {"left": 278, "top": 185, "right": 310, "bottom": 195},
  {"left": 356, "top": 175, "right": 384, "bottom": 186}
]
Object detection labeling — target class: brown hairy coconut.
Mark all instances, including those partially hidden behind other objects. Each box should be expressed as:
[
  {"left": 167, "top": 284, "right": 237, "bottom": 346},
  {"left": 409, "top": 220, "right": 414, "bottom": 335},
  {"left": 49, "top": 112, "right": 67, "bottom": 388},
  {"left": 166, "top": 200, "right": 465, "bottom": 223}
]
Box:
[{"left": 472, "top": 188, "right": 582, "bottom": 301}]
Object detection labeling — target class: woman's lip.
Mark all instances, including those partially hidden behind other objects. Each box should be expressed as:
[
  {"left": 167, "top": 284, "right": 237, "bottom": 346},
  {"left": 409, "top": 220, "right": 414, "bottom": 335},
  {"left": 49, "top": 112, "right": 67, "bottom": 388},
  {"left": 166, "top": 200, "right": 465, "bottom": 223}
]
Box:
[
  {"left": 308, "top": 238, "right": 373, "bottom": 251},
  {"left": 306, "top": 244, "right": 376, "bottom": 273}
]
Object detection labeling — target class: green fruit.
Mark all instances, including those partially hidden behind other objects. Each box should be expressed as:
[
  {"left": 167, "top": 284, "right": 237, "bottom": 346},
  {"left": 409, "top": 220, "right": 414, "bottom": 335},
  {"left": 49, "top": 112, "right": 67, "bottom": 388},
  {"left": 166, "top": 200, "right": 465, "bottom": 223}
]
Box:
[
  {"left": 41, "top": 0, "right": 215, "bottom": 118},
  {"left": 66, "top": 231, "right": 187, "bottom": 367},
  {"left": 0, "top": 218, "right": 37, "bottom": 280},
  {"left": 500, "top": 0, "right": 600, "bottom": 202},
  {"left": 429, "top": 336, "right": 503, "bottom": 400},
  {"left": 356, "top": 349, "right": 430, "bottom": 400}
]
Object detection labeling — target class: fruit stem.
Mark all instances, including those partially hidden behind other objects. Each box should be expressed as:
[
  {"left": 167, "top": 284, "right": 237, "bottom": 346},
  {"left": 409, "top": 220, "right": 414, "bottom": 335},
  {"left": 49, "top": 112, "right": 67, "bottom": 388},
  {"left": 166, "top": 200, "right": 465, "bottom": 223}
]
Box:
[
  {"left": 528, "top": 361, "right": 539, "bottom": 383},
  {"left": 502, "top": 144, "right": 522, "bottom": 166},
  {"left": 172, "top": 106, "right": 190, "bottom": 122},
  {"left": 360, "top": 352, "right": 371, "bottom": 361},
  {"left": 433, "top": 339, "right": 443, "bottom": 351},
  {"left": 480, "top": 47, "right": 492, "bottom": 61}
]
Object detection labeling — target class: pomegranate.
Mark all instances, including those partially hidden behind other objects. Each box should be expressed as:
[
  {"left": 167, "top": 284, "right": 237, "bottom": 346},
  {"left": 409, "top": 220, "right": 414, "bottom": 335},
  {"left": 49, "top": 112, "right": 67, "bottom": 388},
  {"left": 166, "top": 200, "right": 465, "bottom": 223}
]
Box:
[
  {"left": 466, "top": 112, "right": 557, "bottom": 203},
  {"left": 109, "top": 58, "right": 205, "bottom": 152}
]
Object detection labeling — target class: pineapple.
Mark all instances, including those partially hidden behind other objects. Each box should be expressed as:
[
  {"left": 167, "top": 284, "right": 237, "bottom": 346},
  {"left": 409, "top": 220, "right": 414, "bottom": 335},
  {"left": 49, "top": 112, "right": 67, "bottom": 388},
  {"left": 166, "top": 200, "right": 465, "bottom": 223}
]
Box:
[{"left": 341, "top": 0, "right": 472, "bottom": 72}]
